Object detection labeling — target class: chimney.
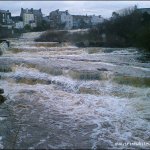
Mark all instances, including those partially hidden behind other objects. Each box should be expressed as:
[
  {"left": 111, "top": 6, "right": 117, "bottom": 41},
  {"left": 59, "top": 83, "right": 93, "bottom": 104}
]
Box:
[
  {"left": 56, "top": 9, "right": 59, "bottom": 14},
  {"left": 66, "top": 10, "right": 68, "bottom": 15}
]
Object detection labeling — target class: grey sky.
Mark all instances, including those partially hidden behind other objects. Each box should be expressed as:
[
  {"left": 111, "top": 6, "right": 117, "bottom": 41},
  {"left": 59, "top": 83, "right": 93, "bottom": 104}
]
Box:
[{"left": 0, "top": 1, "right": 150, "bottom": 18}]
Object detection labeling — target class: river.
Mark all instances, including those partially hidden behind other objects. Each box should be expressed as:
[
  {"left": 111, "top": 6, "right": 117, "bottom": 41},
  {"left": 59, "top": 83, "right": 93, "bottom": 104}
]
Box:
[{"left": 0, "top": 32, "right": 150, "bottom": 149}]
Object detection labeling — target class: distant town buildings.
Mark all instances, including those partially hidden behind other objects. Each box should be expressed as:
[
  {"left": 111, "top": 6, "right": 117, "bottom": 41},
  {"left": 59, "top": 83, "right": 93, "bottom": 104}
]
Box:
[
  {"left": 72, "top": 15, "right": 91, "bottom": 29},
  {"left": 12, "top": 16, "right": 23, "bottom": 29},
  {"left": 49, "top": 9, "right": 73, "bottom": 30},
  {"left": 90, "top": 15, "right": 104, "bottom": 26},
  {"left": 20, "top": 8, "right": 43, "bottom": 28},
  {"left": 0, "top": 10, "right": 13, "bottom": 28},
  {"left": 15, "top": 21, "right": 24, "bottom": 29},
  {"left": 0, "top": 8, "right": 105, "bottom": 30},
  {"left": 49, "top": 9, "right": 105, "bottom": 29}
]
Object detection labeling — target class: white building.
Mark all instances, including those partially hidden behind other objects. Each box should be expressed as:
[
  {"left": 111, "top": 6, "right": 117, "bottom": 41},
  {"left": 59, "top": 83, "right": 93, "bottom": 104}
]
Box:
[
  {"left": 30, "top": 21, "right": 36, "bottom": 28},
  {"left": 15, "top": 21, "right": 24, "bottom": 29},
  {"left": 23, "top": 13, "right": 35, "bottom": 26},
  {"left": 49, "top": 9, "right": 73, "bottom": 30},
  {"left": 20, "top": 8, "right": 42, "bottom": 28},
  {"left": 60, "top": 10, "right": 73, "bottom": 30},
  {"left": 91, "top": 15, "right": 104, "bottom": 25}
]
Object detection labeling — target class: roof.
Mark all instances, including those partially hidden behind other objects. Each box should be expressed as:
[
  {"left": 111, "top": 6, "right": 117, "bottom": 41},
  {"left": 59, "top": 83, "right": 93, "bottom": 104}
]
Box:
[
  {"left": 21, "top": 8, "right": 42, "bottom": 15},
  {"left": 50, "top": 9, "right": 70, "bottom": 15},
  {"left": 12, "top": 16, "right": 22, "bottom": 22},
  {"left": 0, "top": 10, "right": 10, "bottom": 13},
  {"left": 72, "top": 15, "right": 91, "bottom": 21}
]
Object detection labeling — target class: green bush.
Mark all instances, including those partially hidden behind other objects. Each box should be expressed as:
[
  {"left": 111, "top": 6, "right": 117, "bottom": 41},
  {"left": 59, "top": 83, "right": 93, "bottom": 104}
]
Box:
[
  {"left": 35, "top": 30, "right": 69, "bottom": 42},
  {"left": 135, "top": 24, "right": 150, "bottom": 51},
  {"left": 35, "top": 29, "right": 103, "bottom": 47}
]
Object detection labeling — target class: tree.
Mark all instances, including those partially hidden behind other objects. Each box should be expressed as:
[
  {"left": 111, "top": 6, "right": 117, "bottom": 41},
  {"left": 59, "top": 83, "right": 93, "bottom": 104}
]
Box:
[{"left": 24, "top": 24, "right": 31, "bottom": 31}]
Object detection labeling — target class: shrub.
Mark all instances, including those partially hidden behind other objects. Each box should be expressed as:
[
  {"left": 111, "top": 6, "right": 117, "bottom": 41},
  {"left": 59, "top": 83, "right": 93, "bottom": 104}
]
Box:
[
  {"left": 35, "top": 30, "right": 69, "bottom": 42},
  {"left": 35, "top": 29, "right": 103, "bottom": 47}
]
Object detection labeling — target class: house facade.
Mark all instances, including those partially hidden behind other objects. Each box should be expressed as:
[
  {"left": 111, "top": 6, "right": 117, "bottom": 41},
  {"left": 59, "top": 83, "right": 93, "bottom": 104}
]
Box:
[
  {"left": 15, "top": 21, "right": 24, "bottom": 29},
  {"left": 72, "top": 15, "right": 91, "bottom": 29},
  {"left": 49, "top": 9, "right": 73, "bottom": 30},
  {"left": 90, "top": 15, "right": 104, "bottom": 26},
  {"left": 12, "top": 16, "right": 23, "bottom": 29},
  {"left": 20, "top": 8, "right": 42, "bottom": 28},
  {"left": 60, "top": 10, "right": 73, "bottom": 29},
  {"left": 0, "top": 10, "right": 12, "bottom": 26}
]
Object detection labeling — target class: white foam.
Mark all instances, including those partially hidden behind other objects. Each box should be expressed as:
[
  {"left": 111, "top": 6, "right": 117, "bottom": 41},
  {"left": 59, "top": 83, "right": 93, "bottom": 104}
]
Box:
[{"left": 0, "top": 117, "right": 5, "bottom": 121}]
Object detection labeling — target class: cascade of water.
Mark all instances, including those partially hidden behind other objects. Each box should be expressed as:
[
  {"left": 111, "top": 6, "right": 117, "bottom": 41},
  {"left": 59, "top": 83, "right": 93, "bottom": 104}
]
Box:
[{"left": 0, "top": 32, "right": 150, "bottom": 149}]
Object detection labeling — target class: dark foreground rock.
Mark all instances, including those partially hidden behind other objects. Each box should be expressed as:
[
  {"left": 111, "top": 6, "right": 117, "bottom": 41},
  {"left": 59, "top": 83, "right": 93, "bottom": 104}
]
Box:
[
  {"left": 0, "top": 88, "right": 4, "bottom": 94},
  {"left": 0, "top": 95, "right": 6, "bottom": 104},
  {"left": 0, "top": 88, "right": 6, "bottom": 104},
  {"left": 0, "top": 50, "right": 2, "bottom": 55}
]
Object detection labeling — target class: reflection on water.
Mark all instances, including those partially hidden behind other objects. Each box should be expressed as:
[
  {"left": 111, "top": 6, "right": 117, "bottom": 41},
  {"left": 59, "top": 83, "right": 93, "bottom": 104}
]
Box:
[{"left": 0, "top": 32, "right": 150, "bottom": 149}]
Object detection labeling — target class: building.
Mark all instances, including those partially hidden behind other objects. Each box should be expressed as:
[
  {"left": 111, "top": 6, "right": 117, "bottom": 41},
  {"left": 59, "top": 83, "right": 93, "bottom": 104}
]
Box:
[
  {"left": 90, "top": 15, "right": 104, "bottom": 26},
  {"left": 0, "top": 10, "right": 13, "bottom": 26},
  {"left": 20, "top": 8, "right": 42, "bottom": 27},
  {"left": 15, "top": 21, "right": 24, "bottom": 29},
  {"left": 72, "top": 15, "right": 91, "bottom": 29},
  {"left": 12, "top": 16, "right": 23, "bottom": 29},
  {"left": 43, "top": 16, "right": 50, "bottom": 23},
  {"left": 49, "top": 9, "right": 73, "bottom": 30},
  {"left": 23, "top": 12, "right": 35, "bottom": 26}
]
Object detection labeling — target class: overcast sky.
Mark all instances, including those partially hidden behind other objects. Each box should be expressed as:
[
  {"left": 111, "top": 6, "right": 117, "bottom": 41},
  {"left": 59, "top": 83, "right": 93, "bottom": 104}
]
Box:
[{"left": 0, "top": 1, "right": 150, "bottom": 18}]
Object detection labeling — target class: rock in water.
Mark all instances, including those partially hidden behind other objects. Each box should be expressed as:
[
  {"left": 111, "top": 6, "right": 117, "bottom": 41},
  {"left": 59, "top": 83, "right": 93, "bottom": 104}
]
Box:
[
  {"left": 0, "top": 95, "right": 6, "bottom": 104},
  {"left": 0, "top": 88, "right": 4, "bottom": 94},
  {"left": 0, "top": 50, "right": 2, "bottom": 55}
]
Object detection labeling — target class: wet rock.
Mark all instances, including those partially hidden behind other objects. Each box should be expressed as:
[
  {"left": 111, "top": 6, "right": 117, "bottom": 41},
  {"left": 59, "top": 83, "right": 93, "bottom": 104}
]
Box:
[
  {"left": 0, "top": 50, "right": 2, "bottom": 55},
  {"left": 0, "top": 95, "right": 6, "bottom": 104},
  {"left": 97, "top": 140, "right": 112, "bottom": 149},
  {"left": 97, "top": 68, "right": 108, "bottom": 71},
  {"left": 19, "top": 89, "right": 36, "bottom": 95},
  {"left": 101, "top": 121, "right": 112, "bottom": 128},
  {"left": 0, "top": 88, "right": 4, "bottom": 94}
]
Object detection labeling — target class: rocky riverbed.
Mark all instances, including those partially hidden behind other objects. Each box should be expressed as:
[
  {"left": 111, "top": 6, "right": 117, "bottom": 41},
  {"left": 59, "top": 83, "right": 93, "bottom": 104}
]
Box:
[{"left": 0, "top": 32, "right": 150, "bottom": 149}]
